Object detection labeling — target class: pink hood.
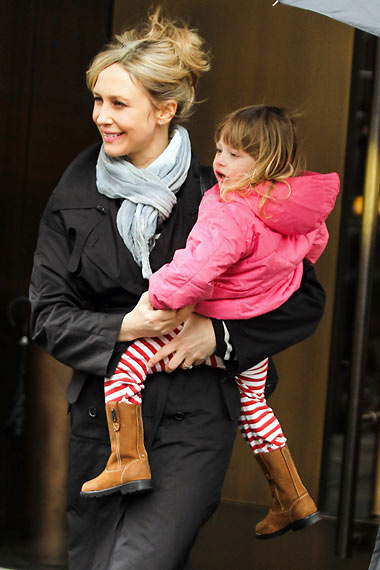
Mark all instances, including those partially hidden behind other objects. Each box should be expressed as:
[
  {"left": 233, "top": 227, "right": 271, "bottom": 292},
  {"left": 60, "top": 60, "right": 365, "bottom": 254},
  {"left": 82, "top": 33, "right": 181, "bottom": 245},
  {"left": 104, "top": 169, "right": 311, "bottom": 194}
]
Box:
[{"left": 249, "top": 171, "right": 340, "bottom": 235}]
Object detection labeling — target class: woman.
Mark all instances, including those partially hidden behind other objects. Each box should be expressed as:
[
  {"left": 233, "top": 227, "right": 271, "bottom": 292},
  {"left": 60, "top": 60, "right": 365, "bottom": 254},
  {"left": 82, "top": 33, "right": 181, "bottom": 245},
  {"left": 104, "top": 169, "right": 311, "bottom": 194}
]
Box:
[{"left": 29, "top": 10, "right": 325, "bottom": 570}]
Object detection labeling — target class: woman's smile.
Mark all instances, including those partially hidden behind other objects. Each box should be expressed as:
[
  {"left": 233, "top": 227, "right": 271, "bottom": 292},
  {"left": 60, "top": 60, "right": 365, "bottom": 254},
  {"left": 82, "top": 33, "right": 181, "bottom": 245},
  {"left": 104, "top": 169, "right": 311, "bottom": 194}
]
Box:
[{"left": 101, "top": 129, "right": 125, "bottom": 143}]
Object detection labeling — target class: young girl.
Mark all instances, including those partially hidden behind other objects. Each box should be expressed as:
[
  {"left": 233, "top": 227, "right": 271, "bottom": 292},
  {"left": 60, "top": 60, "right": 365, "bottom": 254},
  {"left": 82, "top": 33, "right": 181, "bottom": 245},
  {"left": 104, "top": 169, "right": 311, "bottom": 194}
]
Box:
[{"left": 81, "top": 105, "right": 339, "bottom": 539}]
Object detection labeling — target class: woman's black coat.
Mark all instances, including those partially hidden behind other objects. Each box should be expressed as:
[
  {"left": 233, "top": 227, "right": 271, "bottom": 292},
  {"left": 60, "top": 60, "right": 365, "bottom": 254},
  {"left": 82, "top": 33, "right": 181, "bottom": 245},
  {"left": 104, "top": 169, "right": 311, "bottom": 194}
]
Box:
[{"left": 30, "top": 143, "right": 325, "bottom": 570}]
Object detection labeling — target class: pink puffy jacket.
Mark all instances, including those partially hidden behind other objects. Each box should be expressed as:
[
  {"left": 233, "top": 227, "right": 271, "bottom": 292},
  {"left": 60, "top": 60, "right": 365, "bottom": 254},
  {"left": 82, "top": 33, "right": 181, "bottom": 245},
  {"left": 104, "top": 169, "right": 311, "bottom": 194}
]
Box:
[{"left": 149, "top": 171, "right": 340, "bottom": 319}]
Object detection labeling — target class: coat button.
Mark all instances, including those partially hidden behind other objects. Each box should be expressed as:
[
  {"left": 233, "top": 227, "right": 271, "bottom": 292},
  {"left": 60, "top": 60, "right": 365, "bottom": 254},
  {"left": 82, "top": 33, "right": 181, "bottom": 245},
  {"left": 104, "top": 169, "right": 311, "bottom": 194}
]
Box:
[
  {"left": 174, "top": 411, "right": 185, "bottom": 421},
  {"left": 88, "top": 407, "right": 98, "bottom": 418}
]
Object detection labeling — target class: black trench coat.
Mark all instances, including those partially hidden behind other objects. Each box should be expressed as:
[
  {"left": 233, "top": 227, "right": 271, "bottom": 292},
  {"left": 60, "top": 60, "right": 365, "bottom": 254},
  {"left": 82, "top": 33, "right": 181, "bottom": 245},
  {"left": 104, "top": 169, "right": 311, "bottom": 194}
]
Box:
[{"left": 30, "top": 143, "right": 325, "bottom": 570}]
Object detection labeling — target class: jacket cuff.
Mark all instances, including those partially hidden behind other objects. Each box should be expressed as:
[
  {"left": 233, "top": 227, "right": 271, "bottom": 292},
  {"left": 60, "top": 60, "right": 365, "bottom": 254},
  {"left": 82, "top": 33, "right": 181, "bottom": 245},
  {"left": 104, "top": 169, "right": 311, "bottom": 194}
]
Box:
[
  {"left": 101, "top": 311, "right": 130, "bottom": 377},
  {"left": 212, "top": 319, "right": 235, "bottom": 361}
]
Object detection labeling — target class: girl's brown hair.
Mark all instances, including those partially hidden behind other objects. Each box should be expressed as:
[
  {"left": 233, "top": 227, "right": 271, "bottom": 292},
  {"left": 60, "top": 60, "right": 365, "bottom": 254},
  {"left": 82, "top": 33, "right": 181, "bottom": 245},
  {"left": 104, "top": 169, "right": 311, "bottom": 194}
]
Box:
[
  {"left": 215, "top": 105, "right": 305, "bottom": 209},
  {"left": 86, "top": 8, "right": 210, "bottom": 125}
]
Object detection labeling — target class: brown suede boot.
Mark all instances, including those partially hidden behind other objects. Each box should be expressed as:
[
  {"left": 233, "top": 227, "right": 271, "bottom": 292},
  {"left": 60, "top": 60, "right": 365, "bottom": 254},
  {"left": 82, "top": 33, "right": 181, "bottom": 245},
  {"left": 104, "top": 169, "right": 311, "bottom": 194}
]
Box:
[
  {"left": 255, "top": 445, "right": 321, "bottom": 539},
  {"left": 80, "top": 402, "right": 152, "bottom": 498}
]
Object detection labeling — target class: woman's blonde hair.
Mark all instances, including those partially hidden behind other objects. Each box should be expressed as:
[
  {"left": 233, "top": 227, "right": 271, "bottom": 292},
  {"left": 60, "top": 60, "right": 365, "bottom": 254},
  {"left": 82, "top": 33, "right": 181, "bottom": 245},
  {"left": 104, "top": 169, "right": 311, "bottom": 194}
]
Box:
[
  {"left": 86, "top": 8, "right": 210, "bottom": 124},
  {"left": 215, "top": 105, "right": 305, "bottom": 210}
]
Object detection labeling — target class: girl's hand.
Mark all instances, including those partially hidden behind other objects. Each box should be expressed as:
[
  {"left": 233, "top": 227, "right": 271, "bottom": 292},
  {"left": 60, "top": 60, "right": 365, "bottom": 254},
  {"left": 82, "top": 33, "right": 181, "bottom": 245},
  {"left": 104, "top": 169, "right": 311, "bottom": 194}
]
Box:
[
  {"left": 118, "top": 292, "right": 190, "bottom": 342},
  {"left": 148, "top": 313, "right": 216, "bottom": 372}
]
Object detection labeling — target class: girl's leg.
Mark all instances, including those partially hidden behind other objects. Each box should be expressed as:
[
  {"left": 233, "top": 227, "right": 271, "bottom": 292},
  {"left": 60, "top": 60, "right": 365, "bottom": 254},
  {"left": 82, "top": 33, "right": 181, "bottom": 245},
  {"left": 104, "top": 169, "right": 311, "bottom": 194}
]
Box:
[
  {"left": 104, "top": 326, "right": 225, "bottom": 405},
  {"left": 236, "top": 358, "right": 286, "bottom": 454},
  {"left": 236, "top": 359, "right": 320, "bottom": 539},
  {"left": 81, "top": 330, "right": 183, "bottom": 498},
  {"left": 104, "top": 327, "right": 182, "bottom": 405}
]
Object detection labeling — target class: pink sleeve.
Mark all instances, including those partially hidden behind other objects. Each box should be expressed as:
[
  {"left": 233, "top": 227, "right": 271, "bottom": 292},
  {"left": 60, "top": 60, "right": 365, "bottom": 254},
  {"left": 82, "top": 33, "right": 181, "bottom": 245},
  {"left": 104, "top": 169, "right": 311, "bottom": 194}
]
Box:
[
  {"left": 305, "top": 223, "right": 329, "bottom": 264},
  {"left": 149, "top": 199, "right": 256, "bottom": 310}
]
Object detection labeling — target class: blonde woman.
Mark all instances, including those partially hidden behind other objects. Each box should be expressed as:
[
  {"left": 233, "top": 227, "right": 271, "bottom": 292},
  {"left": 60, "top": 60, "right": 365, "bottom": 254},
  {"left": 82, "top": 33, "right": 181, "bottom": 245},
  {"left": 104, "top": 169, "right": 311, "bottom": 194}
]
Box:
[
  {"left": 82, "top": 104, "right": 339, "bottom": 540},
  {"left": 30, "top": 11, "right": 327, "bottom": 570}
]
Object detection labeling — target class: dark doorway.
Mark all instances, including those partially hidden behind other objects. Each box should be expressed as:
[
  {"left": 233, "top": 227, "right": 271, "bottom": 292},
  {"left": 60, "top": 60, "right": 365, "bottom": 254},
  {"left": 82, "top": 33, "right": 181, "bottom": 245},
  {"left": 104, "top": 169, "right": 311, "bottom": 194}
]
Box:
[{"left": 0, "top": 1, "right": 113, "bottom": 567}]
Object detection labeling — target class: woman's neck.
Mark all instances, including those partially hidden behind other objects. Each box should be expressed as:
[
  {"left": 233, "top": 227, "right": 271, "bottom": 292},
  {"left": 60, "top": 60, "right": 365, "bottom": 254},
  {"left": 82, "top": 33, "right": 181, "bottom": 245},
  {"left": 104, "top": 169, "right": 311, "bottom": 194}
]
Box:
[{"left": 129, "top": 129, "right": 171, "bottom": 169}]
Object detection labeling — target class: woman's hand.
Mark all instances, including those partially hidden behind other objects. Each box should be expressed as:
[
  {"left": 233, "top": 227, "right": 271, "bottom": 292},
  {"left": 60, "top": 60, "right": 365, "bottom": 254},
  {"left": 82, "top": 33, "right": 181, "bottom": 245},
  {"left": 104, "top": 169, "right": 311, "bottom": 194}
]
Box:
[
  {"left": 148, "top": 313, "right": 216, "bottom": 372},
  {"left": 118, "top": 292, "right": 191, "bottom": 342}
]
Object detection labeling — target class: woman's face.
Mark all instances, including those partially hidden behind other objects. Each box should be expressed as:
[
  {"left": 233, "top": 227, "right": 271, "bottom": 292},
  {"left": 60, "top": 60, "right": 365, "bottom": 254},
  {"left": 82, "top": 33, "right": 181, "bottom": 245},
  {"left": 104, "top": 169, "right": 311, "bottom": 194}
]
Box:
[
  {"left": 92, "top": 63, "right": 167, "bottom": 168},
  {"left": 213, "top": 138, "right": 256, "bottom": 188}
]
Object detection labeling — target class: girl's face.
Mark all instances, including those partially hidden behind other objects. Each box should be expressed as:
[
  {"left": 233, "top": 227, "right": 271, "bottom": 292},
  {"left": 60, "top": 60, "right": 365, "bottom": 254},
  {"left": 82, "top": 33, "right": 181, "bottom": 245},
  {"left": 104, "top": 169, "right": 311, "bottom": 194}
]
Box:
[
  {"left": 92, "top": 63, "right": 167, "bottom": 168},
  {"left": 213, "top": 138, "right": 256, "bottom": 188}
]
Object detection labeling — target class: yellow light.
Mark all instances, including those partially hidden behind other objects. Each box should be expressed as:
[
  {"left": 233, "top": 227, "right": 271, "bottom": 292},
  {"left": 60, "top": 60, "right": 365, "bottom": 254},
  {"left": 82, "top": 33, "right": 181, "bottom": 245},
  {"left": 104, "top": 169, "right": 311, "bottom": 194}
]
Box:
[{"left": 352, "top": 195, "right": 380, "bottom": 215}]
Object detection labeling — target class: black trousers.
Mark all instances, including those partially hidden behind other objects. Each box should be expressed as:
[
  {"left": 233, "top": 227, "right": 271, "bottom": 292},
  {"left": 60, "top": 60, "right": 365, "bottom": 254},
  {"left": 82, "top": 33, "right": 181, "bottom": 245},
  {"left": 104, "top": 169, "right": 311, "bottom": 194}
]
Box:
[{"left": 67, "top": 365, "right": 240, "bottom": 570}]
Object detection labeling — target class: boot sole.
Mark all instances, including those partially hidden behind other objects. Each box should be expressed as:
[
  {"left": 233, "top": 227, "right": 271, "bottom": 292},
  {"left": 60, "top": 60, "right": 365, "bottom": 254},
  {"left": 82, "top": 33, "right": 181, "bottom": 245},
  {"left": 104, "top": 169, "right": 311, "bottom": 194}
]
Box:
[
  {"left": 81, "top": 479, "right": 153, "bottom": 498},
  {"left": 255, "top": 510, "right": 322, "bottom": 540}
]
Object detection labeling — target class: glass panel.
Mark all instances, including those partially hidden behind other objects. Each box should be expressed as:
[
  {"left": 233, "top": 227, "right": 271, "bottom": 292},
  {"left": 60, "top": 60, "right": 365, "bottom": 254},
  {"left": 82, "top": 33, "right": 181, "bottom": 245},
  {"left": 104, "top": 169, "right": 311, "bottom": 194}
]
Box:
[{"left": 320, "top": 31, "right": 380, "bottom": 525}]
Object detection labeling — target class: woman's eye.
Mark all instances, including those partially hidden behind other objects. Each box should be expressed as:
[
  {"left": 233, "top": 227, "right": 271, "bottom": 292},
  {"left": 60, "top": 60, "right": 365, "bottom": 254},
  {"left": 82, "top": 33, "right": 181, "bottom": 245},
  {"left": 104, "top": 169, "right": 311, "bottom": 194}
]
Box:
[
  {"left": 114, "top": 100, "right": 126, "bottom": 108},
  {"left": 93, "top": 96, "right": 102, "bottom": 103}
]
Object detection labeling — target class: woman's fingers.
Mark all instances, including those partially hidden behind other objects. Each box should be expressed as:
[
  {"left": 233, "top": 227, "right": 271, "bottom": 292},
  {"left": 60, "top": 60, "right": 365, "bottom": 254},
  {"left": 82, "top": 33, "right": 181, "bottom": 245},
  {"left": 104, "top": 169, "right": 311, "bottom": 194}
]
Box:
[
  {"left": 118, "top": 292, "right": 183, "bottom": 341},
  {"left": 148, "top": 339, "right": 179, "bottom": 369},
  {"left": 148, "top": 313, "right": 216, "bottom": 372},
  {"left": 147, "top": 337, "right": 193, "bottom": 372},
  {"left": 139, "top": 293, "right": 185, "bottom": 331},
  {"left": 165, "top": 348, "right": 189, "bottom": 373}
]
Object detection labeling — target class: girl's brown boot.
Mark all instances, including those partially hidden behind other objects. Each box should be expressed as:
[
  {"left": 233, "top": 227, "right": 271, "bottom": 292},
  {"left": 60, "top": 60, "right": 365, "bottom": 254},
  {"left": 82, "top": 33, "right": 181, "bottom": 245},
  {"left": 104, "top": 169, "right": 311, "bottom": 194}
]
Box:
[
  {"left": 255, "top": 445, "right": 321, "bottom": 539},
  {"left": 80, "top": 401, "right": 152, "bottom": 498}
]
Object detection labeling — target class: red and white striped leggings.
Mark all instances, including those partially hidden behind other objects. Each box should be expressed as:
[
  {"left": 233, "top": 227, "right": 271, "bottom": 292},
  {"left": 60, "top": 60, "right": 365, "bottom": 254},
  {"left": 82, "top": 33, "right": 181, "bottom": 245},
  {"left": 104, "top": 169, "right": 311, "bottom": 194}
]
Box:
[{"left": 105, "top": 328, "right": 287, "bottom": 454}]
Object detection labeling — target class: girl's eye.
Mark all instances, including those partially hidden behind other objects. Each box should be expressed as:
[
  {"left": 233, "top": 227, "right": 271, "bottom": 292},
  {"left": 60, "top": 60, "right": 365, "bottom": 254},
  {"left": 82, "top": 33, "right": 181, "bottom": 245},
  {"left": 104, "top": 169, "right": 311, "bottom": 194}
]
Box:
[
  {"left": 215, "top": 148, "right": 222, "bottom": 154},
  {"left": 114, "top": 100, "right": 126, "bottom": 108},
  {"left": 230, "top": 151, "right": 239, "bottom": 157},
  {"left": 93, "top": 96, "right": 102, "bottom": 103}
]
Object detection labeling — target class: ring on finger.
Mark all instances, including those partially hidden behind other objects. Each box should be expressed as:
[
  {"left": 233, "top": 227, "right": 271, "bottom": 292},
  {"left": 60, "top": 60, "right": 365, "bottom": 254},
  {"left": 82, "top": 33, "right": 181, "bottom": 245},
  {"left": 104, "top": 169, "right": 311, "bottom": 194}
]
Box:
[{"left": 182, "top": 362, "right": 193, "bottom": 370}]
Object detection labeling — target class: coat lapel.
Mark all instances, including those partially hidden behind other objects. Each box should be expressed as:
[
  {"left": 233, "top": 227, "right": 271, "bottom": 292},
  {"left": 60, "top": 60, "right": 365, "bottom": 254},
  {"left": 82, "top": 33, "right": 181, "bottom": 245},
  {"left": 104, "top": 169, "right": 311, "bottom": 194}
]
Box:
[{"left": 83, "top": 157, "right": 202, "bottom": 294}]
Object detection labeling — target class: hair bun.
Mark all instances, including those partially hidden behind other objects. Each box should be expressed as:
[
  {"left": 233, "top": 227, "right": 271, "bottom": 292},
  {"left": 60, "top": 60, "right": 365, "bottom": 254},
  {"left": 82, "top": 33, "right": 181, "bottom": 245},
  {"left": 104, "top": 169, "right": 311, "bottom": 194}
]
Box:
[{"left": 87, "top": 7, "right": 210, "bottom": 123}]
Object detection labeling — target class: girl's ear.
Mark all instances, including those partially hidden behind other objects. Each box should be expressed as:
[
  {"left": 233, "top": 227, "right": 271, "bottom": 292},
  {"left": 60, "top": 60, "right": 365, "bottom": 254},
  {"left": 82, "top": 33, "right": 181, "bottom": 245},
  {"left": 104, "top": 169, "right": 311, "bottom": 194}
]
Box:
[{"left": 157, "top": 100, "right": 178, "bottom": 125}]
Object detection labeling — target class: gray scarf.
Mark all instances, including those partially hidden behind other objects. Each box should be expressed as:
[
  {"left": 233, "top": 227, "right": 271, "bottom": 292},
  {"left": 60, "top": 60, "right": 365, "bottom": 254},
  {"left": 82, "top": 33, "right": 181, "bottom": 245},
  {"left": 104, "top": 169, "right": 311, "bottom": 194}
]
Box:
[{"left": 96, "top": 126, "right": 191, "bottom": 278}]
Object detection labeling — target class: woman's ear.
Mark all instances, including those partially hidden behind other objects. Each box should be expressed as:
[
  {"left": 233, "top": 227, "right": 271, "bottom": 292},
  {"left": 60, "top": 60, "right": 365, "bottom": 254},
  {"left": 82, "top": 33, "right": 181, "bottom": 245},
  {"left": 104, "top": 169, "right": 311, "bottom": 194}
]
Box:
[{"left": 157, "top": 100, "right": 178, "bottom": 125}]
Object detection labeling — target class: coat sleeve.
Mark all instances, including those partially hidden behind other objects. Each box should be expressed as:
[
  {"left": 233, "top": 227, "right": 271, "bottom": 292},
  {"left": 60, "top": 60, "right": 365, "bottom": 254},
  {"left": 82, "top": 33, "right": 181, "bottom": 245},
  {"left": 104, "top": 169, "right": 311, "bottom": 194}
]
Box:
[
  {"left": 215, "top": 260, "right": 326, "bottom": 375},
  {"left": 29, "top": 204, "right": 126, "bottom": 377},
  {"left": 149, "top": 200, "right": 255, "bottom": 309}
]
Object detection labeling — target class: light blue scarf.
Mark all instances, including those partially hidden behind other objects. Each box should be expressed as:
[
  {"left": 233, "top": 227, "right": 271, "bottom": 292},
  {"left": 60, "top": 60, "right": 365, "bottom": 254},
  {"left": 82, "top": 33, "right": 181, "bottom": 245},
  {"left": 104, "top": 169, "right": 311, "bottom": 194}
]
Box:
[{"left": 96, "top": 126, "right": 191, "bottom": 278}]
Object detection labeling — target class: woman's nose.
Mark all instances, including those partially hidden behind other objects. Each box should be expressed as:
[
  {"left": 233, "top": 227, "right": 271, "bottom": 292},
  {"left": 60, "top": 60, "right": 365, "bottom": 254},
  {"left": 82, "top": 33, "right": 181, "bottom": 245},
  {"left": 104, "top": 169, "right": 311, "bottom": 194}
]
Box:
[{"left": 96, "top": 105, "right": 112, "bottom": 125}]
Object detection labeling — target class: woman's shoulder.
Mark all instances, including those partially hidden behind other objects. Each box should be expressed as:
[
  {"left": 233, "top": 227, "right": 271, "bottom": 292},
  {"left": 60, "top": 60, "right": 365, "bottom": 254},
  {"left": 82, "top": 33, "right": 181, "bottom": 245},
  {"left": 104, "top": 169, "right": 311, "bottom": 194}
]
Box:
[
  {"left": 48, "top": 142, "right": 102, "bottom": 211},
  {"left": 61, "top": 142, "right": 101, "bottom": 179}
]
